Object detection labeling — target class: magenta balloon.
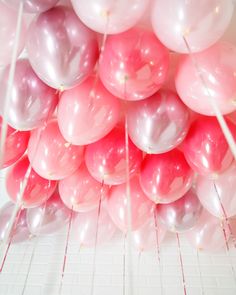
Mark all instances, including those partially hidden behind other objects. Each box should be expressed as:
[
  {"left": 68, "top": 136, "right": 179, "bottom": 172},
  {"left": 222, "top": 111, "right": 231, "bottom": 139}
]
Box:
[
  {"left": 57, "top": 76, "right": 121, "bottom": 145},
  {"left": 0, "top": 59, "right": 58, "bottom": 131},
  {"left": 28, "top": 120, "right": 84, "bottom": 180},
  {"left": 127, "top": 90, "right": 190, "bottom": 154},
  {"left": 59, "top": 163, "right": 109, "bottom": 212},
  {"left": 26, "top": 6, "right": 99, "bottom": 89},
  {"left": 196, "top": 162, "right": 236, "bottom": 219},
  {"left": 175, "top": 42, "right": 236, "bottom": 116},
  {"left": 140, "top": 150, "right": 194, "bottom": 204},
  {"left": 152, "top": 0, "right": 234, "bottom": 53},
  {"left": 27, "top": 190, "right": 71, "bottom": 236},
  {"left": 108, "top": 176, "right": 155, "bottom": 232},
  {"left": 3, "top": 0, "right": 59, "bottom": 13},
  {"left": 99, "top": 27, "right": 169, "bottom": 101},
  {"left": 157, "top": 189, "right": 203, "bottom": 233}
]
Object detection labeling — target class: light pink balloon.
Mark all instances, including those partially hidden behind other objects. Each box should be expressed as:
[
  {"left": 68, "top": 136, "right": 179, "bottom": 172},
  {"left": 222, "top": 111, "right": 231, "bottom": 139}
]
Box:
[
  {"left": 71, "top": 0, "right": 149, "bottom": 34},
  {"left": 28, "top": 120, "right": 84, "bottom": 180},
  {"left": 108, "top": 176, "right": 155, "bottom": 232},
  {"left": 6, "top": 156, "right": 57, "bottom": 208},
  {"left": 127, "top": 90, "right": 190, "bottom": 154},
  {"left": 175, "top": 42, "right": 236, "bottom": 115},
  {"left": 26, "top": 6, "right": 99, "bottom": 89},
  {"left": 152, "top": 0, "right": 234, "bottom": 53},
  {"left": 196, "top": 162, "right": 236, "bottom": 219},
  {"left": 3, "top": 0, "right": 59, "bottom": 13},
  {"left": 85, "top": 127, "right": 143, "bottom": 185},
  {"left": 59, "top": 163, "right": 109, "bottom": 212},
  {"left": 99, "top": 27, "right": 169, "bottom": 101},
  {"left": 57, "top": 76, "right": 121, "bottom": 145},
  {"left": 0, "top": 59, "right": 58, "bottom": 131}
]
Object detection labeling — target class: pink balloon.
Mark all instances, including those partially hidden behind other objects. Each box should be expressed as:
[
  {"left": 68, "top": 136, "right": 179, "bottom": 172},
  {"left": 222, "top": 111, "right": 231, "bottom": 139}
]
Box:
[
  {"left": 156, "top": 189, "right": 203, "bottom": 233},
  {"left": 140, "top": 150, "right": 194, "bottom": 204},
  {"left": 0, "top": 2, "right": 26, "bottom": 66},
  {"left": 108, "top": 176, "right": 155, "bottom": 232},
  {"left": 27, "top": 190, "right": 71, "bottom": 235},
  {"left": 0, "top": 59, "right": 58, "bottom": 131},
  {"left": 59, "top": 163, "right": 109, "bottom": 212},
  {"left": 127, "top": 90, "right": 190, "bottom": 154},
  {"left": 186, "top": 209, "right": 230, "bottom": 252},
  {"left": 3, "top": 0, "right": 59, "bottom": 13},
  {"left": 0, "top": 117, "right": 29, "bottom": 169},
  {"left": 71, "top": 0, "right": 148, "bottom": 34},
  {"left": 6, "top": 156, "right": 57, "bottom": 208},
  {"left": 85, "top": 127, "right": 143, "bottom": 185},
  {"left": 28, "top": 120, "right": 84, "bottom": 180},
  {"left": 99, "top": 27, "right": 169, "bottom": 101},
  {"left": 183, "top": 117, "right": 236, "bottom": 176},
  {"left": 196, "top": 162, "right": 236, "bottom": 219},
  {"left": 152, "top": 0, "right": 234, "bottom": 53},
  {"left": 57, "top": 76, "right": 121, "bottom": 145},
  {"left": 175, "top": 42, "right": 236, "bottom": 115},
  {"left": 26, "top": 6, "right": 99, "bottom": 89}
]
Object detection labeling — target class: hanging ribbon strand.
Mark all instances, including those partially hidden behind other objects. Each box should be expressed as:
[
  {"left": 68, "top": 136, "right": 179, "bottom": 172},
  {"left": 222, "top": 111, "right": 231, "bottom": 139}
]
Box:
[{"left": 176, "top": 233, "right": 187, "bottom": 295}]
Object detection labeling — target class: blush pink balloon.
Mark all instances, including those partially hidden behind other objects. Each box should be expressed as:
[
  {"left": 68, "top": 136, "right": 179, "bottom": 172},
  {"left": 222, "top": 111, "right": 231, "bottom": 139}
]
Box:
[
  {"left": 3, "top": 0, "right": 59, "bottom": 13},
  {"left": 0, "top": 117, "right": 30, "bottom": 169},
  {"left": 99, "top": 27, "right": 169, "bottom": 101},
  {"left": 186, "top": 209, "right": 230, "bottom": 252},
  {"left": 175, "top": 42, "right": 236, "bottom": 115},
  {"left": 59, "top": 163, "right": 109, "bottom": 212},
  {"left": 127, "top": 90, "right": 190, "bottom": 154},
  {"left": 152, "top": 0, "right": 234, "bottom": 53},
  {"left": 6, "top": 156, "right": 57, "bottom": 208},
  {"left": 108, "top": 176, "right": 155, "bottom": 232},
  {"left": 0, "top": 59, "right": 58, "bottom": 131},
  {"left": 183, "top": 117, "right": 236, "bottom": 176},
  {"left": 57, "top": 76, "right": 121, "bottom": 145},
  {"left": 85, "top": 127, "right": 143, "bottom": 185},
  {"left": 26, "top": 6, "right": 99, "bottom": 89},
  {"left": 0, "top": 2, "right": 26, "bottom": 66},
  {"left": 140, "top": 150, "right": 194, "bottom": 204},
  {"left": 28, "top": 120, "right": 84, "bottom": 180}
]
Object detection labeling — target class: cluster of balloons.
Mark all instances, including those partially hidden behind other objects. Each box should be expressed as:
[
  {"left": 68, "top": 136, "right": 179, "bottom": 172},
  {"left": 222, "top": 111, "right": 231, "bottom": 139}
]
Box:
[{"left": 0, "top": 0, "right": 236, "bottom": 253}]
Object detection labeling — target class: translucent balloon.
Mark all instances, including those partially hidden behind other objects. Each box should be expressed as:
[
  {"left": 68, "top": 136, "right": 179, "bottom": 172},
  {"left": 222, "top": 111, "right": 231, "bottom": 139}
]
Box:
[
  {"left": 152, "top": 0, "right": 234, "bottom": 53},
  {"left": 99, "top": 27, "right": 169, "bottom": 101},
  {"left": 140, "top": 150, "right": 194, "bottom": 204},
  {"left": 26, "top": 6, "right": 99, "bottom": 89},
  {"left": 71, "top": 0, "right": 149, "bottom": 34},
  {"left": 6, "top": 156, "right": 57, "bottom": 208},
  {"left": 57, "top": 76, "right": 121, "bottom": 145},
  {"left": 127, "top": 90, "right": 190, "bottom": 154},
  {"left": 108, "top": 176, "right": 155, "bottom": 232},
  {"left": 0, "top": 59, "right": 58, "bottom": 131},
  {"left": 85, "top": 127, "right": 143, "bottom": 185},
  {"left": 157, "top": 189, "right": 203, "bottom": 233},
  {"left": 175, "top": 42, "right": 236, "bottom": 115},
  {"left": 183, "top": 117, "right": 236, "bottom": 176},
  {"left": 28, "top": 120, "right": 84, "bottom": 180},
  {"left": 3, "top": 0, "right": 59, "bottom": 13}
]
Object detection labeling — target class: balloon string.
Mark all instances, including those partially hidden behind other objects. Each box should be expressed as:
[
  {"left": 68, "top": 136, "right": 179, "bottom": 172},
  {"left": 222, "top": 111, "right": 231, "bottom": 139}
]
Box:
[
  {"left": 123, "top": 233, "right": 126, "bottom": 295},
  {"left": 176, "top": 233, "right": 187, "bottom": 295},
  {"left": 196, "top": 250, "right": 205, "bottom": 295},
  {"left": 182, "top": 36, "right": 236, "bottom": 160},
  {"left": 137, "top": 252, "right": 141, "bottom": 295}
]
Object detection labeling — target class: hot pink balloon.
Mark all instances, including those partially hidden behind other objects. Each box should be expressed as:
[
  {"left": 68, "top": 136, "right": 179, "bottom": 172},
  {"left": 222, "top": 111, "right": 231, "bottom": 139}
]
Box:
[
  {"left": 176, "top": 42, "right": 236, "bottom": 115},
  {"left": 108, "top": 176, "right": 155, "bottom": 232},
  {"left": 26, "top": 6, "right": 99, "bottom": 89},
  {"left": 59, "top": 163, "right": 109, "bottom": 212},
  {"left": 6, "top": 156, "right": 57, "bottom": 208},
  {"left": 140, "top": 150, "right": 194, "bottom": 204},
  {"left": 99, "top": 27, "right": 169, "bottom": 101},
  {"left": 0, "top": 2, "right": 26, "bottom": 66},
  {"left": 57, "top": 76, "right": 121, "bottom": 145},
  {"left": 152, "top": 0, "right": 234, "bottom": 53},
  {"left": 85, "top": 127, "right": 143, "bottom": 185},
  {"left": 127, "top": 90, "right": 190, "bottom": 154},
  {"left": 28, "top": 120, "right": 84, "bottom": 180},
  {"left": 3, "top": 0, "right": 59, "bottom": 13},
  {"left": 0, "top": 117, "right": 29, "bottom": 169},
  {"left": 183, "top": 117, "right": 236, "bottom": 176},
  {"left": 0, "top": 59, "right": 58, "bottom": 131}
]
